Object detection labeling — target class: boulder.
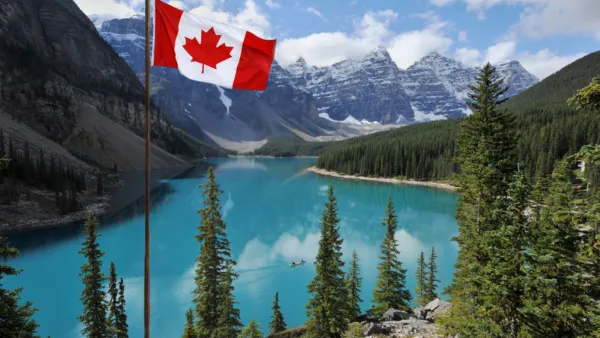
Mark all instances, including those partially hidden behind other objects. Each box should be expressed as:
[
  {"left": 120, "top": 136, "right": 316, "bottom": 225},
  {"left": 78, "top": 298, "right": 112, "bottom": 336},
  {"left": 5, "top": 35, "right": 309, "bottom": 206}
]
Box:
[
  {"left": 381, "top": 308, "right": 412, "bottom": 322},
  {"left": 380, "top": 318, "right": 436, "bottom": 336},
  {"left": 412, "top": 306, "right": 427, "bottom": 320},
  {"left": 364, "top": 322, "right": 390, "bottom": 336},
  {"left": 424, "top": 298, "right": 441, "bottom": 312},
  {"left": 426, "top": 301, "right": 451, "bottom": 321}
]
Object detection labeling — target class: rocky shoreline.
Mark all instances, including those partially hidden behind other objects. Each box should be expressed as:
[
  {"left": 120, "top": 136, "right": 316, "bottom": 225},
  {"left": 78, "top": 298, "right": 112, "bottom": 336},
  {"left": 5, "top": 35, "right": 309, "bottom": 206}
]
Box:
[{"left": 306, "top": 167, "right": 458, "bottom": 191}]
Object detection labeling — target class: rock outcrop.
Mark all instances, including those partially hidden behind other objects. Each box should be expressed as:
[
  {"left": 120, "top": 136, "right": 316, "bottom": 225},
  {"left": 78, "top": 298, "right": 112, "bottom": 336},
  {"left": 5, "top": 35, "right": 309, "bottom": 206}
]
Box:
[{"left": 358, "top": 298, "right": 452, "bottom": 337}]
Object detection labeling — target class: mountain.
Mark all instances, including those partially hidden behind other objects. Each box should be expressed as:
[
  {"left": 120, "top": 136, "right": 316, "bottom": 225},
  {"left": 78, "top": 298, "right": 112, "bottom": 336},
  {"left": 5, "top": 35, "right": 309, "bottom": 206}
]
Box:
[
  {"left": 283, "top": 51, "right": 538, "bottom": 124},
  {"left": 0, "top": 0, "right": 220, "bottom": 230},
  {"left": 95, "top": 16, "right": 537, "bottom": 150},
  {"left": 312, "top": 50, "right": 600, "bottom": 181},
  {"left": 98, "top": 17, "right": 390, "bottom": 152}
]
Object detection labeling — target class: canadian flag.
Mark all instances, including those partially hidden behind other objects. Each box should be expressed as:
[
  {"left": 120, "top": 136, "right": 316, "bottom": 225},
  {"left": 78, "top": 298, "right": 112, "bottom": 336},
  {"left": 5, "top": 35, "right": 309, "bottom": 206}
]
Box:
[{"left": 152, "top": 0, "right": 277, "bottom": 91}]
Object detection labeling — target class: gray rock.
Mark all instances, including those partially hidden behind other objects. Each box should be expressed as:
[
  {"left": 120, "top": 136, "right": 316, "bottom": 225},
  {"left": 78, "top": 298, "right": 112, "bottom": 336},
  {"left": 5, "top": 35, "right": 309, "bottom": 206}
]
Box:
[
  {"left": 364, "top": 322, "right": 390, "bottom": 336},
  {"left": 426, "top": 301, "right": 452, "bottom": 321},
  {"left": 413, "top": 306, "right": 427, "bottom": 320},
  {"left": 381, "top": 308, "right": 412, "bottom": 322},
  {"left": 424, "top": 298, "right": 442, "bottom": 312}
]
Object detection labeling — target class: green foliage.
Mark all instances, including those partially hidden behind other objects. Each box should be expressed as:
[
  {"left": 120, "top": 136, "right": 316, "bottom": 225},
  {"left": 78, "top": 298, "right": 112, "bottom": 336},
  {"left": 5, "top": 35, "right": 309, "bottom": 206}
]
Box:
[
  {"left": 269, "top": 292, "right": 287, "bottom": 335},
  {"left": 441, "top": 63, "right": 520, "bottom": 337},
  {"left": 166, "top": 126, "right": 229, "bottom": 158},
  {"left": 193, "top": 167, "right": 239, "bottom": 338},
  {"left": 344, "top": 323, "right": 363, "bottom": 338},
  {"left": 372, "top": 196, "right": 411, "bottom": 315},
  {"left": 78, "top": 212, "right": 109, "bottom": 337},
  {"left": 183, "top": 307, "right": 197, "bottom": 338},
  {"left": 115, "top": 278, "right": 129, "bottom": 338},
  {"left": 0, "top": 236, "right": 39, "bottom": 337},
  {"left": 568, "top": 75, "right": 600, "bottom": 111},
  {"left": 239, "top": 318, "right": 263, "bottom": 338},
  {"left": 213, "top": 262, "right": 243, "bottom": 338},
  {"left": 415, "top": 252, "right": 428, "bottom": 307},
  {"left": 107, "top": 262, "right": 119, "bottom": 337},
  {"left": 305, "top": 185, "right": 348, "bottom": 337},
  {"left": 425, "top": 247, "right": 439, "bottom": 303},
  {"left": 344, "top": 250, "right": 363, "bottom": 322},
  {"left": 521, "top": 160, "right": 596, "bottom": 337}
]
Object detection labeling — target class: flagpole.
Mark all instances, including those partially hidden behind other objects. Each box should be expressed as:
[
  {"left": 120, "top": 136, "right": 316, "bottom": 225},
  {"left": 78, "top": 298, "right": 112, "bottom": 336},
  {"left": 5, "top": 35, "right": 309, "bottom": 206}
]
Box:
[{"left": 144, "top": 0, "right": 152, "bottom": 337}]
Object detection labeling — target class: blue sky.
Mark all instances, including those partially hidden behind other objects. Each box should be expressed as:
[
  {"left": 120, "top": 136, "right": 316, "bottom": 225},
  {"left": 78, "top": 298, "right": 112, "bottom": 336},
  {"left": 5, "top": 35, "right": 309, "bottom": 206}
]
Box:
[{"left": 76, "top": 0, "right": 600, "bottom": 79}]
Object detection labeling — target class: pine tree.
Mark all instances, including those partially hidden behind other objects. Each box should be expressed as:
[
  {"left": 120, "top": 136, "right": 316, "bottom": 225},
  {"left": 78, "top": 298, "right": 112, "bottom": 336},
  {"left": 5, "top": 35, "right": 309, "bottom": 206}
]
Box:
[
  {"left": 115, "top": 278, "right": 129, "bottom": 338},
  {"left": 0, "top": 236, "right": 40, "bottom": 337},
  {"left": 415, "top": 251, "right": 428, "bottom": 307},
  {"left": 193, "top": 167, "right": 237, "bottom": 337},
  {"left": 372, "top": 196, "right": 411, "bottom": 315},
  {"left": 212, "top": 262, "right": 242, "bottom": 338},
  {"left": 522, "top": 160, "right": 595, "bottom": 336},
  {"left": 183, "top": 308, "right": 196, "bottom": 338},
  {"left": 107, "top": 261, "right": 119, "bottom": 337},
  {"left": 239, "top": 318, "right": 263, "bottom": 338},
  {"left": 269, "top": 292, "right": 286, "bottom": 335},
  {"left": 425, "top": 247, "right": 439, "bottom": 303},
  {"left": 440, "top": 63, "right": 517, "bottom": 336},
  {"left": 78, "top": 212, "right": 108, "bottom": 337},
  {"left": 345, "top": 250, "right": 363, "bottom": 321},
  {"left": 306, "top": 185, "right": 348, "bottom": 337}
]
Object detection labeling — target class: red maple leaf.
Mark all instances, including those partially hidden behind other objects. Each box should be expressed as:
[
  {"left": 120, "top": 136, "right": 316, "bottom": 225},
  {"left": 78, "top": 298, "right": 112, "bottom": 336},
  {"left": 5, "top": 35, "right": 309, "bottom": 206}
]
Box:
[{"left": 183, "top": 27, "right": 233, "bottom": 73}]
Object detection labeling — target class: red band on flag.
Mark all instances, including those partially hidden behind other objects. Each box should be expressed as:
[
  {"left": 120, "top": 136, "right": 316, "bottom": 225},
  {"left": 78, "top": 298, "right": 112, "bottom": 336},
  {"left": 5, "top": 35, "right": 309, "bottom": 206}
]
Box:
[
  {"left": 232, "top": 32, "right": 277, "bottom": 91},
  {"left": 153, "top": 0, "right": 183, "bottom": 68}
]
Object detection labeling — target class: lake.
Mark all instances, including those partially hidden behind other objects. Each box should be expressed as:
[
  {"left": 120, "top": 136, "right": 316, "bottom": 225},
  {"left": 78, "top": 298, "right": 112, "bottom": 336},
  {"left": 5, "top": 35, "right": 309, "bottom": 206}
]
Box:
[{"left": 5, "top": 157, "right": 458, "bottom": 337}]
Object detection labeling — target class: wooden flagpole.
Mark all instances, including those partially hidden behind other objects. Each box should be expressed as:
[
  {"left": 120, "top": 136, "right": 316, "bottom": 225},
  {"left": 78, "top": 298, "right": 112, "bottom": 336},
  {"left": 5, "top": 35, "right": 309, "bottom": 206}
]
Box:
[{"left": 144, "top": 0, "right": 152, "bottom": 337}]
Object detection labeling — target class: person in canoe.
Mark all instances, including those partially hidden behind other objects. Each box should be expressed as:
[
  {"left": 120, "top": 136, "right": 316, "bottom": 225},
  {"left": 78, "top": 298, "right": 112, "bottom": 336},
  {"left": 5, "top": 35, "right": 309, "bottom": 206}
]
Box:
[{"left": 289, "top": 259, "right": 306, "bottom": 267}]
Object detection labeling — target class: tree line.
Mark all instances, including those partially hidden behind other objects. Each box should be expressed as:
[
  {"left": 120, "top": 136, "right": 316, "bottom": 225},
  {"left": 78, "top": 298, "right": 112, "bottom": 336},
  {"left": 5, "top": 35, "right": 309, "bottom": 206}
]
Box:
[
  {"left": 0, "top": 129, "right": 108, "bottom": 215},
  {"left": 315, "top": 52, "right": 600, "bottom": 183}
]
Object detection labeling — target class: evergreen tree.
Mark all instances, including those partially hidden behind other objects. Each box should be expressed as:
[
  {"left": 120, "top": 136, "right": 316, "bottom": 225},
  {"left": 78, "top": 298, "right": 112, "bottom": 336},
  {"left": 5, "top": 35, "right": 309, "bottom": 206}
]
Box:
[
  {"left": 78, "top": 212, "right": 108, "bottom": 337},
  {"left": 345, "top": 250, "right": 363, "bottom": 321},
  {"left": 239, "top": 318, "right": 263, "bottom": 338},
  {"left": 212, "top": 262, "right": 242, "bottom": 338},
  {"left": 0, "top": 236, "right": 40, "bottom": 337},
  {"left": 440, "top": 63, "right": 517, "bottom": 336},
  {"left": 372, "top": 196, "right": 411, "bottom": 315},
  {"left": 415, "top": 251, "right": 428, "bottom": 307},
  {"left": 193, "top": 167, "right": 237, "bottom": 337},
  {"left": 425, "top": 247, "right": 439, "bottom": 303},
  {"left": 522, "top": 160, "right": 595, "bottom": 336},
  {"left": 568, "top": 75, "right": 600, "bottom": 110},
  {"left": 107, "top": 261, "right": 119, "bottom": 337},
  {"left": 183, "top": 307, "right": 197, "bottom": 338},
  {"left": 115, "top": 278, "right": 129, "bottom": 338},
  {"left": 269, "top": 292, "right": 286, "bottom": 335},
  {"left": 305, "top": 185, "right": 348, "bottom": 337}
]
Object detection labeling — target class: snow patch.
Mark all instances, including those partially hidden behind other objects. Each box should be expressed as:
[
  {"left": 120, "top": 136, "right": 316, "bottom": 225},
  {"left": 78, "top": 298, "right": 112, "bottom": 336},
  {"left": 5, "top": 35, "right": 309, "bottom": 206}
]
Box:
[
  {"left": 215, "top": 86, "right": 232, "bottom": 115},
  {"left": 187, "top": 114, "right": 196, "bottom": 121},
  {"left": 319, "top": 113, "right": 378, "bottom": 126},
  {"left": 462, "top": 108, "right": 473, "bottom": 116},
  {"left": 411, "top": 105, "right": 447, "bottom": 122}
]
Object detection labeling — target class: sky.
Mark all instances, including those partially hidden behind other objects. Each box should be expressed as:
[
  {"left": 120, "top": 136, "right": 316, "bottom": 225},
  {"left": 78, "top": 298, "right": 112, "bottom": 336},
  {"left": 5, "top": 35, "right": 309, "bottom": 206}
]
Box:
[{"left": 75, "top": 0, "right": 600, "bottom": 80}]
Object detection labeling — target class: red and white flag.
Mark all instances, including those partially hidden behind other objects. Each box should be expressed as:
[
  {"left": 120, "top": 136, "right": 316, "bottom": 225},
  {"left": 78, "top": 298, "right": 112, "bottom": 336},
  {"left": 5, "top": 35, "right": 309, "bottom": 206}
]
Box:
[{"left": 152, "top": 0, "right": 277, "bottom": 91}]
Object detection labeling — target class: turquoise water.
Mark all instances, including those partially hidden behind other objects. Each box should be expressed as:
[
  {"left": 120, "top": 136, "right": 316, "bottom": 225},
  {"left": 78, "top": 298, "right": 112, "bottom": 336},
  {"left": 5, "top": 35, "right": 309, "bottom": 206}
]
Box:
[{"left": 5, "top": 158, "right": 458, "bottom": 337}]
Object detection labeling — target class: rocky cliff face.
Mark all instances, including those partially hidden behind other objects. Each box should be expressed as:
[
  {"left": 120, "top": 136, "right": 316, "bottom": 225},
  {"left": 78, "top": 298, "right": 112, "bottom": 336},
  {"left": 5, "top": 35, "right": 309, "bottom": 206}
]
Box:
[{"left": 0, "top": 0, "right": 187, "bottom": 171}]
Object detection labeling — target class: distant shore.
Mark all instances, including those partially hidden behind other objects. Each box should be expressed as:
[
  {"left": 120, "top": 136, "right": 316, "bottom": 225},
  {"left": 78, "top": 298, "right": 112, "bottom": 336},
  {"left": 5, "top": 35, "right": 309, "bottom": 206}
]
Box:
[
  {"left": 229, "top": 155, "right": 319, "bottom": 159},
  {"left": 306, "top": 167, "right": 458, "bottom": 191}
]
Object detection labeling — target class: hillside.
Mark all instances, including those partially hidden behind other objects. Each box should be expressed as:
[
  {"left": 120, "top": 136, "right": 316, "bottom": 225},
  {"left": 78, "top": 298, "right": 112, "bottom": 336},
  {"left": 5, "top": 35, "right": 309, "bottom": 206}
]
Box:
[
  {"left": 0, "top": 0, "right": 223, "bottom": 232},
  {"left": 259, "top": 51, "right": 600, "bottom": 181}
]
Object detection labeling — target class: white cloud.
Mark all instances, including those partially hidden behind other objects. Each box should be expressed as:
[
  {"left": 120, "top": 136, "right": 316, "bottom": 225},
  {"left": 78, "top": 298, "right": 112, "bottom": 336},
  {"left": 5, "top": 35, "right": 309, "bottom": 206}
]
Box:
[
  {"left": 167, "top": 0, "right": 188, "bottom": 10},
  {"left": 74, "top": 0, "right": 136, "bottom": 17},
  {"left": 276, "top": 10, "right": 453, "bottom": 69},
  {"left": 305, "top": 7, "right": 327, "bottom": 21},
  {"left": 189, "top": 0, "right": 271, "bottom": 38},
  {"left": 516, "top": 49, "right": 586, "bottom": 80},
  {"left": 434, "top": 0, "right": 600, "bottom": 39},
  {"left": 458, "top": 30, "right": 468, "bottom": 42},
  {"left": 454, "top": 47, "right": 481, "bottom": 67},
  {"left": 452, "top": 39, "right": 584, "bottom": 79},
  {"left": 265, "top": 0, "right": 281, "bottom": 9}
]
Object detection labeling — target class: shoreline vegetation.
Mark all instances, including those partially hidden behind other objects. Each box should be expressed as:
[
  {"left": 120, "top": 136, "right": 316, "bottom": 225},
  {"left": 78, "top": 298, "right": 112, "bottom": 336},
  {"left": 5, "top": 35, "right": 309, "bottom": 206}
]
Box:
[{"left": 306, "top": 166, "right": 458, "bottom": 191}]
